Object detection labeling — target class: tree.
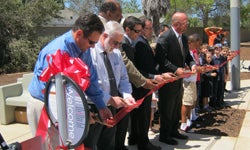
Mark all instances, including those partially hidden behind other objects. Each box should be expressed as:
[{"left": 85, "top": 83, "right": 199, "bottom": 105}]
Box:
[
  {"left": 65, "top": 0, "right": 141, "bottom": 14},
  {"left": 241, "top": 3, "right": 250, "bottom": 28},
  {"left": 142, "top": 0, "right": 170, "bottom": 36},
  {"left": 64, "top": 0, "right": 103, "bottom": 14},
  {"left": 0, "top": 0, "right": 61, "bottom": 69},
  {"left": 122, "top": 0, "right": 141, "bottom": 13}
]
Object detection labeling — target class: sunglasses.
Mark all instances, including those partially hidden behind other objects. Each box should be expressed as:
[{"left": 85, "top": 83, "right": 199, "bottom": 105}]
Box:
[
  {"left": 87, "top": 37, "right": 98, "bottom": 45},
  {"left": 131, "top": 28, "right": 141, "bottom": 33}
]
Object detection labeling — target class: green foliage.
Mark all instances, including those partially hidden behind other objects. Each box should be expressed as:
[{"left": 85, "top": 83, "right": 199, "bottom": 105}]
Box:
[
  {"left": 65, "top": 0, "right": 141, "bottom": 14},
  {"left": 0, "top": 0, "right": 61, "bottom": 73},
  {"left": 164, "top": 0, "right": 234, "bottom": 28},
  {"left": 241, "top": 3, "right": 250, "bottom": 28},
  {"left": 64, "top": 0, "right": 103, "bottom": 14},
  {"left": 122, "top": 0, "right": 141, "bottom": 13},
  {"left": 0, "top": 36, "right": 55, "bottom": 74}
]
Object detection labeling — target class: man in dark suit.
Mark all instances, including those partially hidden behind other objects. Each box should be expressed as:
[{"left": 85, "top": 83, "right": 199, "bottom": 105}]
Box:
[
  {"left": 128, "top": 16, "right": 172, "bottom": 150},
  {"left": 155, "top": 12, "right": 196, "bottom": 145},
  {"left": 114, "top": 16, "right": 143, "bottom": 150}
]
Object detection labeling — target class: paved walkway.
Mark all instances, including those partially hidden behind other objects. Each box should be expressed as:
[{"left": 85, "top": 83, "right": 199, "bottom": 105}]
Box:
[{"left": 1, "top": 79, "right": 250, "bottom": 150}]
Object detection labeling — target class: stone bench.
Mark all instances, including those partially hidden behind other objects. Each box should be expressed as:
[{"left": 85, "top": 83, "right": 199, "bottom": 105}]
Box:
[{"left": 0, "top": 73, "right": 33, "bottom": 124}]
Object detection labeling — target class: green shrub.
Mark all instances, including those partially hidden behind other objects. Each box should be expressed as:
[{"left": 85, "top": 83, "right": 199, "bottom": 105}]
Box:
[{"left": 0, "top": 35, "right": 55, "bottom": 74}]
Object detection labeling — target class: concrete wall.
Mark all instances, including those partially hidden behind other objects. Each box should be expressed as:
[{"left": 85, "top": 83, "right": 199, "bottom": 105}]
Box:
[{"left": 39, "top": 27, "right": 71, "bottom": 36}]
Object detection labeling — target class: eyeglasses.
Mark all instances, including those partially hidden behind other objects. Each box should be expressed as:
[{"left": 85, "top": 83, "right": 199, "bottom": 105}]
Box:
[
  {"left": 108, "top": 35, "right": 122, "bottom": 47},
  {"left": 131, "top": 28, "right": 141, "bottom": 33},
  {"left": 113, "top": 40, "right": 122, "bottom": 47},
  {"left": 87, "top": 37, "right": 98, "bottom": 45}
]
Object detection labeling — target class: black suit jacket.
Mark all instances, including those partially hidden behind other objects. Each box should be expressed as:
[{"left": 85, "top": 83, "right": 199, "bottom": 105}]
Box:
[
  {"left": 134, "top": 35, "right": 157, "bottom": 79},
  {"left": 120, "top": 36, "right": 146, "bottom": 88},
  {"left": 133, "top": 35, "right": 158, "bottom": 98},
  {"left": 155, "top": 27, "right": 195, "bottom": 73},
  {"left": 122, "top": 36, "right": 135, "bottom": 63}
]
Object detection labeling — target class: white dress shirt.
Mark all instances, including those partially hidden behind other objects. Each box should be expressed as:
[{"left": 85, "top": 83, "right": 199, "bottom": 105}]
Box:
[{"left": 90, "top": 42, "right": 133, "bottom": 105}]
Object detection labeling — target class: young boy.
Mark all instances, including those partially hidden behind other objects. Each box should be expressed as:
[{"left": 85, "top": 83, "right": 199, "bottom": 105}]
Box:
[{"left": 180, "top": 34, "right": 200, "bottom": 131}]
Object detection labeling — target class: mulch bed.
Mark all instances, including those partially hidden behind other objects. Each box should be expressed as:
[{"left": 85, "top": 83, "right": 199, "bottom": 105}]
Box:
[{"left": 190, "top": 107, "right": 246, "bottom": 137}]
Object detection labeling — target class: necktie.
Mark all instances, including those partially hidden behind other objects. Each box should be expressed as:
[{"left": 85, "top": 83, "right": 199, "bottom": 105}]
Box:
[
  {"left": 178, "top": 35, "right": 184, "bottom": 57},
  {"left": 103, "top": 52, "right": 118, "bottom": 96}
]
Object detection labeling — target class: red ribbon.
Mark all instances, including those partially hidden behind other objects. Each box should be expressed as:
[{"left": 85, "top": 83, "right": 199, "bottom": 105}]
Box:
[
  {"left": 36, "top": 50, "right": 90, "bottom": 149},
  {"left": 40, "top": 50, "right": 90, "bottom": 91},
  {"left": 106, "top": 49, "right": 240, "bottom": 127},
  {"left": 36, "top": 106, "right": 49, "bottom": 143},
  {"left": 107, "top": 72, "right": 193, "bottom": 126},
  {"left": 197, "top": 50, "right": 240, "bottom": 73}
]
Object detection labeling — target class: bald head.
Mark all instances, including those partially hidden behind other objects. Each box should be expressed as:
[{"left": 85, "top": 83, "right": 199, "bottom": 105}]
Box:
[
  {"left": 172, "top": 12, "right": 187, "bottom": 25},
  {"left": 171, "top": 12, "right": 188, "bottom": 34},
  {"left": 99, "top": 0, "right": 122, "bottom": 23}
]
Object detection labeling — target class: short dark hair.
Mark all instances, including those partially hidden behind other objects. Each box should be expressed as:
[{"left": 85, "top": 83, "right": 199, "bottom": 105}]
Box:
[
  {"left": 139, "top": 16, "right": 152, "bottom": 28},
  {"left": 73, "top": 13, "right": 104, "bottom": 38},
  {"left": 123, "top": 16, "right": 142, "bottom": 30},
  {"left": 99, "top": 1, "right": 117, "bottom": 13},
  {"left": 159, "top": 23, "right": 169, "bottom": 32},
  {"left": 188, "top": 33, "right": 201, "bottom": 43}
]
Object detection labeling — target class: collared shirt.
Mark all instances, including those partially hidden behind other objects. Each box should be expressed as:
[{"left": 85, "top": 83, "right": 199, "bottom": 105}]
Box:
[
  {"left": 171, "top": 26, "right": 181, "bottom": 39},
  {"left": 184, "top": 50, "right": 197, "bottom": 82},
  {"left": 124, "top": 34, "right": 132, "bottom": 45},
  {"left": 29, "top": 30, "right": 106, "bottom": 110},
  {"left": 98, "top": 15, "right": 108, "bottom": 25},
  {"left": 90, "top": 42, "right": 133, "bottom": 105}
]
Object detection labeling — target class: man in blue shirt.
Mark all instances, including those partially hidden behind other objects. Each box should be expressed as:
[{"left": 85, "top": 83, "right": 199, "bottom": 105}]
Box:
[{"left": 27, "top": 13, "right": 114, "bottom": 137}]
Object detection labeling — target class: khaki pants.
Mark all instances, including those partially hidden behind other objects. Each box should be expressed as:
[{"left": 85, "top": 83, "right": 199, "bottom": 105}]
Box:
[{"left": 27, "top": 97, "right": 59, "bottom": 150}]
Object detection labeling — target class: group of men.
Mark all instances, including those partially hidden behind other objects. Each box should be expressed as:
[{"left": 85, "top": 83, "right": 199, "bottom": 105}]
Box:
[{"left": 27, "top": 0, "right": 196, "bottom": 150}]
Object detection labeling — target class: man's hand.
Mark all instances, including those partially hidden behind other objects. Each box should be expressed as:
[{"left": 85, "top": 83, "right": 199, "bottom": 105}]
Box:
[
  {"left": 123, "top": 97, "right": 136, "bottom": 106},
  {"left": 154, "top": 74, "right": 166, "bottom": 83},
  {"left": 108, "top": 96, "right": 127, "bottom": 108},
  {"left": 98, "top": 107, "right": 113, "bottom": 122},
  {"left": 175, "top": 67, "right": 185, "bottom": 76},
  {"left": 89, "top": 112, "right": 96, "bottom": 124},
  {"left": 142, "top": 78, "right": 158, "bottom": 89},
  {"left": 161, "top": 72, "right": 177, "bottom": 80},
  {"left": 196, "top": 66, "right": 206, "bottom": 74}
]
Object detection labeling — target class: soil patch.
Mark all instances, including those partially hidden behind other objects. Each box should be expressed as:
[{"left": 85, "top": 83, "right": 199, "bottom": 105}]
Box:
[{"left": 190, "top": 107, "right": 246, "bottom": 137}]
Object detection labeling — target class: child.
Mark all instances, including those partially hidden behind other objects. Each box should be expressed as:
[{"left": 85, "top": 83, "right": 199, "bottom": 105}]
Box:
[
  {"left": 220, "top": 46, "right": 230, "bottom": 93},
  {"left": 180, "top": 34, "right": 199, "bottom": 131},
  {"left": 201, "top": 52, "right": 217, "bottom": 112},
  {"left": 212, "top": 44, "right": 227, "bottom": 109}
]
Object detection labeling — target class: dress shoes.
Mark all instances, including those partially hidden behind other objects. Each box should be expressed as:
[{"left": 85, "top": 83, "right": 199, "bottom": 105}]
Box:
[
  {"left": 159, "top": 137, "right": 178, "bottom": 145},
  {"left": 137, "top": 142, "right": 161, "bottom": 150},
  {"left": 171, "top": 132, "right": 188, "bottom": 139}
]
